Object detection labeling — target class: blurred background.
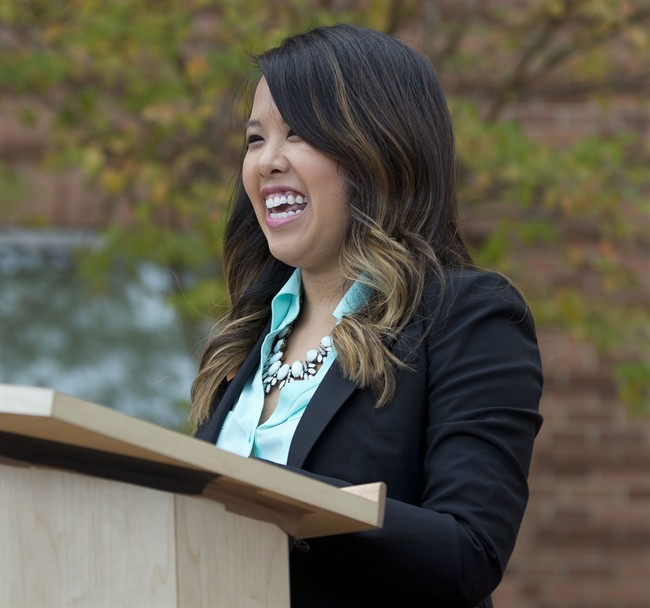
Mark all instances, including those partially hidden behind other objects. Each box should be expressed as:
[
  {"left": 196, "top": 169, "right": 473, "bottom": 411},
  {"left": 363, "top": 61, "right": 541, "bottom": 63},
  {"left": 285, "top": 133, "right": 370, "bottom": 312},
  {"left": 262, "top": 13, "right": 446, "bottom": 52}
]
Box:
[{"left": 1, "top": 0, "right": 648, "bottom": 606}]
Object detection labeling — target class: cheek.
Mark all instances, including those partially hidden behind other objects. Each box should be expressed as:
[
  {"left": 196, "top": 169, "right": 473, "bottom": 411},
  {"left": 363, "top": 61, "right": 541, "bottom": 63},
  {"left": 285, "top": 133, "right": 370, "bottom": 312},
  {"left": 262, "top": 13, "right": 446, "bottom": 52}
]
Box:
[
  {"left": 241, "top": 155, "right": 257, "bottom": 199},
  {"left": 241, "top": 158, "right": 266, "bottom": 226}
]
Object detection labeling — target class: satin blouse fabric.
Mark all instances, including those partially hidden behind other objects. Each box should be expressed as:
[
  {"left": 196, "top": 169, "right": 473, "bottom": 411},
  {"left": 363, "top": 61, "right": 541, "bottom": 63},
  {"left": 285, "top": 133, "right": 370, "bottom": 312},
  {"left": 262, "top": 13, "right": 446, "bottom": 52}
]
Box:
[{"left": 195, "top": 268, "right": 543, "bottom": 608}]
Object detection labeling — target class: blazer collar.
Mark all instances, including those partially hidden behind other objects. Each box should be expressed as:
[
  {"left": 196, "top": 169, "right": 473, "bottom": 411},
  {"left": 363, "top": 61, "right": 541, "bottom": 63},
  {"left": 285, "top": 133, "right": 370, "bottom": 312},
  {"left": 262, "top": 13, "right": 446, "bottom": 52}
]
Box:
[{"left": 286, "top": 317, "right": 423, "bottom": 467}]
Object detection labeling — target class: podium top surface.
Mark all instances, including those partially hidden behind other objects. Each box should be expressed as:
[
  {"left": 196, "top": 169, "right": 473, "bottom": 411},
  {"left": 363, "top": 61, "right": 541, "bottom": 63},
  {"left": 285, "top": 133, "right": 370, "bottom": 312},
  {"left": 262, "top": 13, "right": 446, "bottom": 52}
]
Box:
[{"left": 0, "top": 384, "right": 385, "bottom": 539}]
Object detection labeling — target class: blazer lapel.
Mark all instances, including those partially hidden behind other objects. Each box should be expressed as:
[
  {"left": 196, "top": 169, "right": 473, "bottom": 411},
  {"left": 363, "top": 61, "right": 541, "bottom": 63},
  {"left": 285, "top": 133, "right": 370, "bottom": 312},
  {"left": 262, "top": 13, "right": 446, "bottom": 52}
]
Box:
[
  {"left": 193, "top": 322, "right": 270, "bottom": 444},
  {"left": 286, "top": 360, "right": 358, "bottom": 468},
  {"left": 286, "top": 317, "right": 424, "bottom": 467}
]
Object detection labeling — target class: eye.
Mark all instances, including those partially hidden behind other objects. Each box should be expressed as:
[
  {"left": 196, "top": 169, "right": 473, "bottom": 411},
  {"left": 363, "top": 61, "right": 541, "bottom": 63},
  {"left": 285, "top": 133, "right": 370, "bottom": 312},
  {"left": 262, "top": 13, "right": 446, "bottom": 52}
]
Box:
[
  {"left": 287, "top": 129, "right": 300, "bottom": 140},
  {"left": 246, "top": 134, "right": 263, "bottom": 147}
]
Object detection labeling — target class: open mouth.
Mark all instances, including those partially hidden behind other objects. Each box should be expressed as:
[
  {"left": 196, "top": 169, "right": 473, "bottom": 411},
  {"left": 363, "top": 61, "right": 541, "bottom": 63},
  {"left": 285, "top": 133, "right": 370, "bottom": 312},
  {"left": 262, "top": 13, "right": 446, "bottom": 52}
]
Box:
[{"left": 265, "top": 192, "right": 309, "bottom": 220}]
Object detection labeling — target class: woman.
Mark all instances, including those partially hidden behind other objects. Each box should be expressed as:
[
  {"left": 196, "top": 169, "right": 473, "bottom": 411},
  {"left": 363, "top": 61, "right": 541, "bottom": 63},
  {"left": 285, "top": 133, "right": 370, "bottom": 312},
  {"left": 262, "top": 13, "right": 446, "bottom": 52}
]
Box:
[{"left": 192, "top": 24, "right": 543, "bottom": 608}]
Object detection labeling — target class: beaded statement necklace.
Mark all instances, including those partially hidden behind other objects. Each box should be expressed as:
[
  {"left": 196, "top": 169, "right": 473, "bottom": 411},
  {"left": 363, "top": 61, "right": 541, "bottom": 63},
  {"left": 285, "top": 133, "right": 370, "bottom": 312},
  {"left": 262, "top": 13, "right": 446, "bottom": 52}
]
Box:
[{"left": 262, "top": 323, "right": 333, "bottom": 395}]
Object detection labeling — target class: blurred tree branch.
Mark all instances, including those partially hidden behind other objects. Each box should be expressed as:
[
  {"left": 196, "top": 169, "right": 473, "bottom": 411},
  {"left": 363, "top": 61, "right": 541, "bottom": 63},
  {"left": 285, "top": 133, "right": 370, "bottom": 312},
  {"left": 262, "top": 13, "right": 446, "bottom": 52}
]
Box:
[{"left": 485, "top": 1, "right": 650, "bottom": 119}]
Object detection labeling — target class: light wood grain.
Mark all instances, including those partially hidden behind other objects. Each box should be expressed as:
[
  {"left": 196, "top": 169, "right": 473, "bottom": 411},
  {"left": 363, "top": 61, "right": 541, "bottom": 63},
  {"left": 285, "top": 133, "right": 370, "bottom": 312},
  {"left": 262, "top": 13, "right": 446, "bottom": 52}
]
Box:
[
  {"left": 0, "top": 384, "right": 385, "bottom": 538},
  {"left": 1, "top": 463, "right": 178, "bottom": 607},
  {"left": 0, "top": 462, "right": 291, "bottom": 607},
  {"left": 175, "top": 494, "right": 290, "bottom": 607}
]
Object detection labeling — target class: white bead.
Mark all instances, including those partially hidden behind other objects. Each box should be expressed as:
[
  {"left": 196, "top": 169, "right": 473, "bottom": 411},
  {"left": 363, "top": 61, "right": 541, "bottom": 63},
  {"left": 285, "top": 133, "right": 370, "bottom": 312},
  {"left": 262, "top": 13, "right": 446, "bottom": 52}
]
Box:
[
  {"left": 320, "top": 336, "right": 332, "bottom": 348},
  {"left": 269, "top": 351, "right": 283, "bottom": 364},
  {"left": 273, "top": 340, "right": 284, "bottom": 353},
  {"left": 277, "top": 364, "right": 290, "bottom": 380},
  {"left": 306, "top": 349, "right": 318, "bottom": 362},
  {"left": 291, "top": 360, "right": 304, "bottom": 378},
  {"left": 268, "top": 361, "right": 281, "bottom": 376}
]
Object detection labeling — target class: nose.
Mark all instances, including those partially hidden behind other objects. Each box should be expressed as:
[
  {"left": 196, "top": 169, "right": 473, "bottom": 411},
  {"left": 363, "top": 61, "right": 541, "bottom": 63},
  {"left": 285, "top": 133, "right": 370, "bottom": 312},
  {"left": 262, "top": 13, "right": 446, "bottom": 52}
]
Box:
[{"left": 257, "top": 139, "right": 290, "bottom": 176}]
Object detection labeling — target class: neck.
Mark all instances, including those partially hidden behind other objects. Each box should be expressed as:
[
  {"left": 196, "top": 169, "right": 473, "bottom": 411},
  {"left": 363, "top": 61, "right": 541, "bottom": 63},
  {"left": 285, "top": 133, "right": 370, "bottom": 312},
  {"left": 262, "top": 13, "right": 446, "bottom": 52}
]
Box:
[{"left": 299, "top": 267, "right": 349, "bottom": 327}]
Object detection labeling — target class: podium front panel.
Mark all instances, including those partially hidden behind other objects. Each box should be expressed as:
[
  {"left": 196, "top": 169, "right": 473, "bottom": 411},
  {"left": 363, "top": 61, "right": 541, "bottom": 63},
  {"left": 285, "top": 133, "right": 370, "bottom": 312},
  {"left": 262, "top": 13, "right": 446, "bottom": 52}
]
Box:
[{"left": 1, "top": 462, "right": 290, "bottom": 607}]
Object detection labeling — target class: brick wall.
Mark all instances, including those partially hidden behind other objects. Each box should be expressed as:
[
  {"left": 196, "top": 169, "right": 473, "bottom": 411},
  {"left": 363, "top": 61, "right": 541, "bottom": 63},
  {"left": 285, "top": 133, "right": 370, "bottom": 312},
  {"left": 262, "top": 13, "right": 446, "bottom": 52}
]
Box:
[
  {"left": 496, "top": 330, "right": 650, "bottom": 608},
  {"left": 463, "top": 96, "right": 649, "bottom": 608}
]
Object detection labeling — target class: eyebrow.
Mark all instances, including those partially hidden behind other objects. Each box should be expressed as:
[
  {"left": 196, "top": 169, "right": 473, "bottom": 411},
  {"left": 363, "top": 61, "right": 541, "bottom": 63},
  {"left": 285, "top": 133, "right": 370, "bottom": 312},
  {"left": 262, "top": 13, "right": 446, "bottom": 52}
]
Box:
[{"left": 244, "top": 119, "right": 260, "bottom": 130}]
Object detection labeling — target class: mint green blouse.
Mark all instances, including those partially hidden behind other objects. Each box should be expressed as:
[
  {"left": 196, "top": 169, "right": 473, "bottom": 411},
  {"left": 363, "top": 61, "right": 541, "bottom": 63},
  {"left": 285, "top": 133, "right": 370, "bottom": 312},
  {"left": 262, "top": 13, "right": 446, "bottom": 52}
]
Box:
[{"left": 216, "top": 268, "right": 368, "bottom": 465}]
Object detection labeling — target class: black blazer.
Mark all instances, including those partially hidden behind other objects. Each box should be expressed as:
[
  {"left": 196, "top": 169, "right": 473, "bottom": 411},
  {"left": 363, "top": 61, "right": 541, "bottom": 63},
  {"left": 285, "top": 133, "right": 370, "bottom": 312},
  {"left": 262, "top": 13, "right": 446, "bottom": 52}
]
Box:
[{"left": 195, "top": 269, "right": 543, "bottom": 608}]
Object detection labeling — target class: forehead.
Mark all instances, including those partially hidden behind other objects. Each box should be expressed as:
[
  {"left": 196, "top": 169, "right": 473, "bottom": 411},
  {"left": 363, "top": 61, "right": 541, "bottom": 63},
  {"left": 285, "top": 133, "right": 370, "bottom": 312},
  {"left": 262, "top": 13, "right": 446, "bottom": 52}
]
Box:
[{"left": 246, "top": 78, "right": 285, "bottom": 127}]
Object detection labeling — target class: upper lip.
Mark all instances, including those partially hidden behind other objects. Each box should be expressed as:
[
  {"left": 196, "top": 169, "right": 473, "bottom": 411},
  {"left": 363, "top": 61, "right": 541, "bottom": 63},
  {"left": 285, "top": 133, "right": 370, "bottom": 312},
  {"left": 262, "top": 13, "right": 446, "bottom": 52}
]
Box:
[{"left": 260, "top": 185, "right": 306, "bottom": 200}]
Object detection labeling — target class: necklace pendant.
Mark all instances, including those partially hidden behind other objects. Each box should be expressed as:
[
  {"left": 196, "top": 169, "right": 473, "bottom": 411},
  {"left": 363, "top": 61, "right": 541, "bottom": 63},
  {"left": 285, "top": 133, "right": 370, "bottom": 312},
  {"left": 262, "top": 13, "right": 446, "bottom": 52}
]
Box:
[
  {"left": 267, "top": 360, "right": 282, "bottom": 376},
  {"left": 291, "top": 360, "right": 304, "bottom": 379},
  {"left": 263, "top": 323, "right": 332, "bottom": 394}
]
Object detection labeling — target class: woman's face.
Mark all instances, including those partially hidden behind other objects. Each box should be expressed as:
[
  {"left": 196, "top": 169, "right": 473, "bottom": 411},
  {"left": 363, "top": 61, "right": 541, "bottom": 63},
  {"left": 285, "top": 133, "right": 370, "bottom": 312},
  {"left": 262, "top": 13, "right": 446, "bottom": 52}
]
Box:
[{"left": 242, "top": 78, "right": 349, "bottom": 279}]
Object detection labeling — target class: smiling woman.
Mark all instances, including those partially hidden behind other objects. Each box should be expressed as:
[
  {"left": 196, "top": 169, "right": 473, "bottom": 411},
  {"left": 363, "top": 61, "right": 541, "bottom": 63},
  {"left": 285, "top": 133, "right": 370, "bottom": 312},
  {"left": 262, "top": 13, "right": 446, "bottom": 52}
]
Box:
[{"left": 191, "top": 24, "right": 542, "bottom": 608}]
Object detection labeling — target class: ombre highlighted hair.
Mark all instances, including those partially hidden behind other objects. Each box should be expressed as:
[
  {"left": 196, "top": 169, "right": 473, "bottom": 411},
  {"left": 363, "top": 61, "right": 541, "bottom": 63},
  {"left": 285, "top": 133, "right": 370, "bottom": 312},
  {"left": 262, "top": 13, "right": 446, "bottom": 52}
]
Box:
[{"left": 191, "top": 24, "right": 473, "bottom": 426}]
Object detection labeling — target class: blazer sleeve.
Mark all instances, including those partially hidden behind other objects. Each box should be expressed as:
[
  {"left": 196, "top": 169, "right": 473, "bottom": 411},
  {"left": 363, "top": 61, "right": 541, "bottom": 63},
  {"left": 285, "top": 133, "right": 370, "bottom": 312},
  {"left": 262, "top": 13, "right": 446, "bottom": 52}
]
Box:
[{"left": 288, "top": 271, "right": 543, "bottom": 608}]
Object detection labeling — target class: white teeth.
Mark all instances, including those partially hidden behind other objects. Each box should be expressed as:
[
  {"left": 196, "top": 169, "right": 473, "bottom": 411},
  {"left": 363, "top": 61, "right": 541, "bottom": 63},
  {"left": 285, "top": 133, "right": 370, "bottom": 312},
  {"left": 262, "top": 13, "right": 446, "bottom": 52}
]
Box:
[
  {"left": 265, "top": 193, "right": 309, "bottom": 209},
  {"left": 270, "top": 208, "right": 305, "bottom": 220}
]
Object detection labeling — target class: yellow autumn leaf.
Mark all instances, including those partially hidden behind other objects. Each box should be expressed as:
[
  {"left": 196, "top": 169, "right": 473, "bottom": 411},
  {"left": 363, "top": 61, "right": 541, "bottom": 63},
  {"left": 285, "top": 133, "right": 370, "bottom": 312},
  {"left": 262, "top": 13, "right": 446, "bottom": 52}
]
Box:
[
  {"left": 151, "top": 180, "right": 169, "bottom": 203},
  {"left": 542, "top": 0, "right": 566, "bottom": 19},
  {"left": 598, "top": 239, "right": 620, "bottom": 261},
  {"left": 185, "top": 55, "right": 210, "bottom": 82},
  {"left": 627, "top": 26, "right": 649, "bottom": 49},
  {"left": 142, "top": 104, "right": 175, "bottom": 124},
  {"left": 100, "top": 168, "right": 127, "bottom": 195},
  {"left": 567, "top": 245, "right": 587, "bottom": 267}
]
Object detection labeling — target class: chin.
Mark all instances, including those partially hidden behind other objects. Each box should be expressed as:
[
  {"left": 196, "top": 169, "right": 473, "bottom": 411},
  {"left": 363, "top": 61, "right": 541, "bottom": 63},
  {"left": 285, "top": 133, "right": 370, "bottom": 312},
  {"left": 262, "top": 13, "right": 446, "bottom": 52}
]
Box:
[{"left": 268, "top": 247, "right": 300, "bottom": 268}]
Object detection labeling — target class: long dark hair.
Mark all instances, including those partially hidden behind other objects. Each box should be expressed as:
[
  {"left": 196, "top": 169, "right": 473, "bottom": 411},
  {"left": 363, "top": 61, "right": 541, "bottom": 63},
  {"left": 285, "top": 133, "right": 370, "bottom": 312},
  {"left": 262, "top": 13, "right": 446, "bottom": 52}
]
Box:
[{"left": 191, "top": 24, "right": 472, "bottom": 425}]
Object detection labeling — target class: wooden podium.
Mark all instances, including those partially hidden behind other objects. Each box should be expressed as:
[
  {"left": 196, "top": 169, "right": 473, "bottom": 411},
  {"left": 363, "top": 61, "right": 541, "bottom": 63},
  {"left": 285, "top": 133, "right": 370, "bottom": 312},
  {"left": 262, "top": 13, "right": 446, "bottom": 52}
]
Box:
[{"left": 0, "top": 384, "right": 385, "bottom": 607}]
